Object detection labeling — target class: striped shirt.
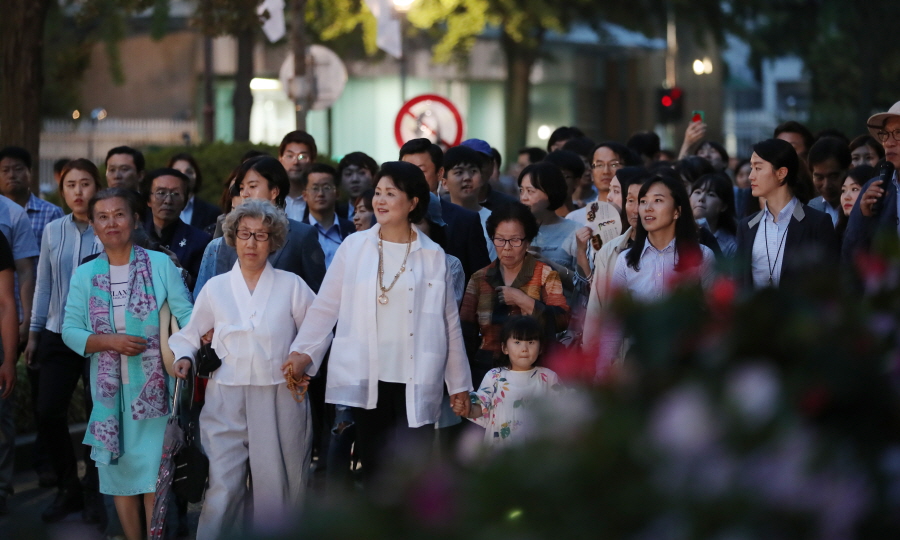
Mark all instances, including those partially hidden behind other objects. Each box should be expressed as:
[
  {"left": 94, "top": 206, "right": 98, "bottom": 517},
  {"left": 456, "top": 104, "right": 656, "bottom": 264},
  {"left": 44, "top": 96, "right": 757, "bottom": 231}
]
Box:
[
  {"left": 30, "top": 214, "right": 102, "bottom": 333},
  {"left": 25, "top": 193, "right": 64, "bottom": 248},
  {"left": 751, "top": 197, "right": 799, "bottom": 289}
]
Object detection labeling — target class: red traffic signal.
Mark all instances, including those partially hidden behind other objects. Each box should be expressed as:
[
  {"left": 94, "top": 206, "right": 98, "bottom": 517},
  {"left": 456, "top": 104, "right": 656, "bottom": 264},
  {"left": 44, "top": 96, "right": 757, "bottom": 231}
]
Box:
[{"left": 656, "top": 86, "right": 684, "bottom": 123}]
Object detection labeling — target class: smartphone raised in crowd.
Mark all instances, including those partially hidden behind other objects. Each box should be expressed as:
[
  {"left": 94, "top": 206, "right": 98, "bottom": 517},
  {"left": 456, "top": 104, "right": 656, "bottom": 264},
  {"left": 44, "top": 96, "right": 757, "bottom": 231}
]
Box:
[{"left": 691, "top": 110, "right": 705, "bottom": 123}]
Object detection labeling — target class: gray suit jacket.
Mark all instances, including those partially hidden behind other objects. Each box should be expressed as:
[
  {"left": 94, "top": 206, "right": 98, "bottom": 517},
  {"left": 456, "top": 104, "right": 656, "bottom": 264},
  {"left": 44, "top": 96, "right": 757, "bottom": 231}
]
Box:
[{"left": 214, "top": 218, "right": 326, "bottom": 293}]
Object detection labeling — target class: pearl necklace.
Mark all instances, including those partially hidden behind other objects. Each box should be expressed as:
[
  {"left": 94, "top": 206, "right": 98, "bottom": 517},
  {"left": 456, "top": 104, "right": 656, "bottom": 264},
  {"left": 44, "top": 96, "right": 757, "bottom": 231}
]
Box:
[{"left": 377, "top": 227, "right": 412, "bottom": 305}]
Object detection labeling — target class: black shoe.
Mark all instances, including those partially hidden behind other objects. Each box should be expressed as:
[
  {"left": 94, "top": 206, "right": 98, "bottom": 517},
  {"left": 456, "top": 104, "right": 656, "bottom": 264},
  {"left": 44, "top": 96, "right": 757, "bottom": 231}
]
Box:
[
  {"left": 41, "top": 488, "right": 84, "bottom": 523},
  {"left": 0, "top": 496, "right": 7, "bottom": 516},
  {"left": 81, "top": 489, "right": 104, "bottom": 525},
  {"left": 38, "top": 470, "right": 58, "bottom": 488}
]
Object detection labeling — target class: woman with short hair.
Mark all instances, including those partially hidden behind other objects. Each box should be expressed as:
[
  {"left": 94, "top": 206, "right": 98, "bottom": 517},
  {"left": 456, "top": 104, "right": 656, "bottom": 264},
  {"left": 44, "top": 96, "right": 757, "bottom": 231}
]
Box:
[
  {"left": 290, "top": 161, "right": 471, "bottom": 486},
  {"left": 62, "top": 187, "right": 193, "bottom": 540},
  {"left": 169, "top": 198, "right": 319, "bottom": 539},
  {"left": 690, "top": 172, "right": 738, "bottom": 257}
]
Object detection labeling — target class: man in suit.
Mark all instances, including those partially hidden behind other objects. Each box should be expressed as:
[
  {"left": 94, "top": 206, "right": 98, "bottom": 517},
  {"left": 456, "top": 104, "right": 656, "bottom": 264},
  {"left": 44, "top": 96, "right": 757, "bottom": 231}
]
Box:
[
  {"left": 141, "top": 168, "right": 212, "bottom": 289},
  {"left": 279, "top": 130, "right": 317, "bottom": 222},
  {"left": 844, "top": 101, "right": 900, "bottom": 266},
  {"left": 461, "top": 138, "right": 517, "bottom": 210},
  {"left": 399, "top": 138, "right": 491, "bottom": 280},
  {"left": 300, "top": 164, "right": 355, "bottom": 269},
  {"left": 807, "top": 137, "right": 851, "bottom": 227},
  {"left": 170, "top": 154, "right": 221, "bottom": 231},
  {"left": 195, "top": 156, "right": 326, "bottom": 295}
]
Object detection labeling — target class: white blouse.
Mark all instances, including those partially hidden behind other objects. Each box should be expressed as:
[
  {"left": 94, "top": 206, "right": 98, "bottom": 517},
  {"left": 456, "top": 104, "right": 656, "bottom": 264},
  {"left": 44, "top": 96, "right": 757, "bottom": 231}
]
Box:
[
  {"left": 292, "top": 224, "right": 473, "bottom": 428},
  {"left": 168, "top": 261, "right": 327, "bottom": 386}
]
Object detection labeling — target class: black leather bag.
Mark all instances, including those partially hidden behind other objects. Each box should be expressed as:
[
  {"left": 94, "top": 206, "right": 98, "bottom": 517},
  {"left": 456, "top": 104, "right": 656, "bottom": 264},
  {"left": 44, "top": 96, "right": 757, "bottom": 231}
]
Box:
[
  {"left": 196, "top": 342, "right": 222, "bottom": 379},
  {"left": 171, "top": 372, "right": 209, "bottom": 503}
]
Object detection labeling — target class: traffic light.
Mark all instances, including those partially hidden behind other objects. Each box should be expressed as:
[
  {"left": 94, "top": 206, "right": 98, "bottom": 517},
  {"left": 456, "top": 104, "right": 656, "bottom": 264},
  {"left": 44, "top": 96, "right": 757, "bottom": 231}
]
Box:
[{"left": 656, "top": 86, "right": 684, "bottom": 124}]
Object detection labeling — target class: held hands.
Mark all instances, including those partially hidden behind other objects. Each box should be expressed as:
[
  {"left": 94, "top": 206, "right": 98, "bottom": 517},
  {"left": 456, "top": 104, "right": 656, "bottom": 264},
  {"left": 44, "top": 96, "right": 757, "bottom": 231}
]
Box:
[
  {"left": 173, "top": 358, "right": 192, "bottom": 379},
  {"left": 201, "top": 329, "right": 214, "bottom": 345},
  {"left": 450, "top": 391, "right": 472, "bottom": 418},
  {"left": 860, "top": 180, "right": 884, "bottom": 217},
  {"left": 282, "top": 352, "right": 313, "bottom": 388}
]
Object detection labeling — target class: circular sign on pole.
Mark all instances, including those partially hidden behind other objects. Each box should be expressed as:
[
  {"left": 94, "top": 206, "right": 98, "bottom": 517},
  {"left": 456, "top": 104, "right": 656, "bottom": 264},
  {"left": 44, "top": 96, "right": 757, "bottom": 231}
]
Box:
[
  {"left": 279, "top": 45, "right": 348, "bottom": 111},
  {"left": 394, "top": 94, "right": 464, "bottom": 149}
]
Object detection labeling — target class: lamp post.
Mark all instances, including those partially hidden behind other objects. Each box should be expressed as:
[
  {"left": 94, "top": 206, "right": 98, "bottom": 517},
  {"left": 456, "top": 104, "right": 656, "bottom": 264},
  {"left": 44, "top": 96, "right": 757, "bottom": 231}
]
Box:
[{"left": 393, "top": 0, "right": 414, "bottom": 103}]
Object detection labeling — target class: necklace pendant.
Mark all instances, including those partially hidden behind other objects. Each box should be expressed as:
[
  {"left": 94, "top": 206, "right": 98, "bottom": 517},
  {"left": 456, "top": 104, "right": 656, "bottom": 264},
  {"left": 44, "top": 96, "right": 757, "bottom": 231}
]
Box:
[{"left": 378, "top": 293, "right": 389, "bottom": 305}]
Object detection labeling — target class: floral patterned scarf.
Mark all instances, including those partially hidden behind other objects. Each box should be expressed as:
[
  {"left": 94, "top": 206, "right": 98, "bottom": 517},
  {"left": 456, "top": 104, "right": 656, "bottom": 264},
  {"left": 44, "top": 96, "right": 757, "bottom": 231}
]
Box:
[{"left": 85, "top": 246, "right": 167, "bottom": 461}]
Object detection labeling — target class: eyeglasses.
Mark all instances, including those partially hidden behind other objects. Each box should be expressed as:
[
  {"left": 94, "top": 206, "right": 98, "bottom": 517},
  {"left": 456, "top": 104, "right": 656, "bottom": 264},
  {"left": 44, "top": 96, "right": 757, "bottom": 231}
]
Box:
[
  {"left": 492, "top": 237, "right": 525, "bottom": 248},
  {"left": 591, "top": 161, "right": 622, "bottom": 171},
  {"left": 875, "top": 128, "right": 900, "bottom": 143},
  {"left": 236, "top": 229, "right": 270, "bottom": 241},
  {"left": 152, "top": 190, "right": 184, "bottom": 201},
  {"left": 0, "top": 165, "right": 26, "bottom": 176},
  {"left": 285, "top": 153, "right": 310, "bottom": 162},
  {"left": 307, "top": 185, "right": 335, "bottom": 194}
]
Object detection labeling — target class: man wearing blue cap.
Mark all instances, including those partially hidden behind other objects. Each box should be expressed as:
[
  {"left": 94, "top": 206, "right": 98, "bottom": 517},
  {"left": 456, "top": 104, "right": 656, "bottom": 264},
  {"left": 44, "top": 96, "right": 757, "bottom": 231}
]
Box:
[{"left": 460, "top": 139, "right": 517, "bottom": 210}]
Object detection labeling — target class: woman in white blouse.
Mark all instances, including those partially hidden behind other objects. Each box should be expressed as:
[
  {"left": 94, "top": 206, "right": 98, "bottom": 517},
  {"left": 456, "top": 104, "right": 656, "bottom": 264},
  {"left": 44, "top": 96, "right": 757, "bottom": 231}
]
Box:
[
  {"left": 291, "top": 161, "right": 472, "bottom": 486},
  {"left": 168, "top": 199, "right": 326, "bottom": 539}
]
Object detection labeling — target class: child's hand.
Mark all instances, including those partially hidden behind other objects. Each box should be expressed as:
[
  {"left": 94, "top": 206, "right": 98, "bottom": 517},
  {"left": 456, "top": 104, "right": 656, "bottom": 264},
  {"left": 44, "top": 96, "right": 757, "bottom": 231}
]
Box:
[{"left": 450, "top": 391, "right": 471, "bottom": 417}]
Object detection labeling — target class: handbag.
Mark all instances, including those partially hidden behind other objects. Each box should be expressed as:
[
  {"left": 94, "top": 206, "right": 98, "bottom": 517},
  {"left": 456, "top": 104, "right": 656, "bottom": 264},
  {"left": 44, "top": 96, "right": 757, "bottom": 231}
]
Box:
[
  {"left": 171, "top": 370, "right": 209, "bottom": 504},
  {"left": 196, "top": 342, "right": 222, "bottom": 379}
]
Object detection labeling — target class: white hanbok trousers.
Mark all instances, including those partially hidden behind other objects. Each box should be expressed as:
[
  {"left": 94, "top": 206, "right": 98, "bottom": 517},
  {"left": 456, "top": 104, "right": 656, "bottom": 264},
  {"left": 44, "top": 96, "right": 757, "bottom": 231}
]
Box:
[{"left": 196, "top": 380, "right": 311, "bottom": 540}]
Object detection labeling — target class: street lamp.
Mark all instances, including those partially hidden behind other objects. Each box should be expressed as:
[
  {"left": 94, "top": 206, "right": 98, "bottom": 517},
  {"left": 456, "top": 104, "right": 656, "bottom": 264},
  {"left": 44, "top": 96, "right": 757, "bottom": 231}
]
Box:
[{"left": 692, "top": 57, "right": 713, "bottom": 75}]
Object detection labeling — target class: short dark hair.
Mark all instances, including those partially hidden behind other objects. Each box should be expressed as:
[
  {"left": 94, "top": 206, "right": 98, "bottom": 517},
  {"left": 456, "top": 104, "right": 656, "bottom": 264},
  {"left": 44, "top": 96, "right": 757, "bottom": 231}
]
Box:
[
  {"left": 807, "top": 136, "right": 852, "bottom": 170},
  {"left": 485, "top": 201, "right": 540, "bottom": 243},
  {"left": 53, "top": 158, "right": 71, "bottom": 175},
  {"left": 442, "top": 146, "right": 483, "bottom": 175},
  {"left": 592, "top": 142, "right": 642, "bottom": 167},
  {"left": 497, "top": 315, "right": 545, "bottom": 369},
  {"left": 89, "top": 187, "right": 143, "bottom": 221},
  {"left": 773, "top": 121, "right": 814, "bottom": 154},
  {"left": 235, "top": 156, "right": 290, "bottom": 209},
  {"left": 849, "top": 134, "right": 885, "bottom": 159},
  {"left": 303, "top": 163, "right": 338, "bottom": 187},
  {"left": 241, "top": 149, "right": 269, "bottom": 163},
  {"left": 543, "top": 150, "right": 585, "bottom": 179},
  {"left": 279, "top": 130, "right": 317, "bottom": 161},
  {"left": 490, "top": 147, "right": 502, "bottom": 169},
  {"left": 359, "top": 188, "right": 375, "bottom": 212},
  {"left": 58, "top": 158, "right": 102, "bottom": 193},
  {"left": 141, "top": 168, "right": 191, "bottom": 201},
  {"left": 519, "top": 147, "right": 548, "bottom": 164},
  {"left": 374, "top": 161, "right": 430, "bottom": 223},
  {"left": 398, "top": 138, "right": 443, "bottom": 170},
  {"left": 847, "top": 165, "right": 877, "bottom": 185},
  {"left": 675, "top": 156, "right": 716, "bottom": 186},
  {"left": 105, "top": 146, "right": 145, "bottom": 172},
  {"left": 337, "top": 152, "right": 379, "bottom": 179},
  {"left": 695, "top": 140, "right": 730, "bottom": 165},
  {"left": 814, "top": 128, "right": 849, "bottom": 146},
  {"left": 561, "top": 137, "right": 596, "bottom": 160},
  {"left": 691, "top": 172, "right": 737, "bottom": 236},
  {"left": 627, "top": 132, "right": 661, "bottom": 160},
  {"left": 547, "top": 126, "right": 584, "bottom": 152},
  {"left": 166, "top": 153, "right": 203, "bottom": 194},
  {"left": 518, "top": 162, "right": 567, "bottom": 211},
  {"left": 0, "top": 146, "right": 32, "bottom": 169}
]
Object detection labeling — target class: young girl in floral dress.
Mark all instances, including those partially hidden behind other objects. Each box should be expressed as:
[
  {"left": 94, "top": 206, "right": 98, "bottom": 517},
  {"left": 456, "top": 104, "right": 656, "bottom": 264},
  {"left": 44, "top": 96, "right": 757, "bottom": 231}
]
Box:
[{"left": 453, "top": 316, "right": 562, "bottom": 447}]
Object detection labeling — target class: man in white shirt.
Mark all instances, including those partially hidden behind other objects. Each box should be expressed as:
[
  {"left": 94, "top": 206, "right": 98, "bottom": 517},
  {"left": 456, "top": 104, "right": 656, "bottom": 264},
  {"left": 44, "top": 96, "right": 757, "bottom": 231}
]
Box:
[{"left": 278, "top": 131, "right": 317, "bottom": 222}]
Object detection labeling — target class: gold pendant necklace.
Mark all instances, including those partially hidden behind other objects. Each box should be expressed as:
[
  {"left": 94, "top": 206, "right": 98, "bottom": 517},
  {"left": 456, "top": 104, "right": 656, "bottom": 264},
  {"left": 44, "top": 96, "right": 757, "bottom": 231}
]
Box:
[{"left": 377, "top": 226, "right": 413, "bottom": 305}]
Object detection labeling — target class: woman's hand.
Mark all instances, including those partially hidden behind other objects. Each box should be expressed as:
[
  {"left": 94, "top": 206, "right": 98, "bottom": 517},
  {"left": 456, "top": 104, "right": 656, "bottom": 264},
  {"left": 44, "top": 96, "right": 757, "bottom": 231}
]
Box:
[
  {"left": 105, "top": 334, "right": 148, "bottom": 356},
  {"left": 24, "top": 331, "right": 40, "bottom": 367},
  {"left": 173, "top": 358, "right": 192, "bottom": 379},
  {"left": 450, "top": 391, "right": 471, "bottom": 417},
  {"left": 282, "top": 352, "right": 313, "bottom": 379},
  {"left": 201, "top": 329, "right": 214, "bottom": 345},
  {"left": 575, "top": 226, "right": 592, "bottom": 252},
  {"left": 496, "top": 286, "right": 536, "bottom": 315},
  {"left": 679, "top": 121, "right": 707, "bottom": 158}
]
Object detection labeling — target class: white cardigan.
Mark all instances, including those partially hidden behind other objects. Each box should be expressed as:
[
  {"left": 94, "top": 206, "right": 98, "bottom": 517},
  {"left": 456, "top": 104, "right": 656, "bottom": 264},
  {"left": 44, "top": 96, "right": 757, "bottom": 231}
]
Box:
[
  {"left": 293, "top": 224, "right": 472, "bottom": 427},
  {"left": 168, "top": 261, "right": 327, "bottom": 386}
]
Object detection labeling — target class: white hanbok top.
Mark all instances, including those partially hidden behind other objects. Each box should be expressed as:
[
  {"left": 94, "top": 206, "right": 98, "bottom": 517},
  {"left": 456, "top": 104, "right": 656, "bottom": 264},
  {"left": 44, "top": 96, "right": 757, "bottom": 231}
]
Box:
[{"left": 168, "top": 260, "right": 327, "bottom": 386}]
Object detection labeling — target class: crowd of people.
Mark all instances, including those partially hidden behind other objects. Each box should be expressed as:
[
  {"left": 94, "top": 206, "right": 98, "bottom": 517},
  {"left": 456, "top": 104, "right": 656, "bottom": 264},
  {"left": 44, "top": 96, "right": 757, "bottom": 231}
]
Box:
[{"left": 1, "top": 98, "right": 899, "bottom": 538}]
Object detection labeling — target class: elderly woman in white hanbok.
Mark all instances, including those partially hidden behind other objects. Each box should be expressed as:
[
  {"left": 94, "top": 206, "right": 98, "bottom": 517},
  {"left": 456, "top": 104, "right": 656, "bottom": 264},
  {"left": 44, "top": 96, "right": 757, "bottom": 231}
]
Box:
[{"left": 168, "top": 199, "right": 330, "bottom": 540}]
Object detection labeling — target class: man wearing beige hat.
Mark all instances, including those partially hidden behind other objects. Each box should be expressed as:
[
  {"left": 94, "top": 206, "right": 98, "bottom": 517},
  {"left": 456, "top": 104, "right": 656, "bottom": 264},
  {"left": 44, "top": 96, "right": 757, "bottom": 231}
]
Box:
[{"left": 842, "top": 101, "right": 900, "bottom": 264}]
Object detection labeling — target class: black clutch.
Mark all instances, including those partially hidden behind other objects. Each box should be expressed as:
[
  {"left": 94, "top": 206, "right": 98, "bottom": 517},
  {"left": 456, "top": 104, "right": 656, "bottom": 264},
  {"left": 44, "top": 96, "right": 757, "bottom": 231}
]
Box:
[{"left": 196, "top": 342, "right": 222, "bottom": 379}]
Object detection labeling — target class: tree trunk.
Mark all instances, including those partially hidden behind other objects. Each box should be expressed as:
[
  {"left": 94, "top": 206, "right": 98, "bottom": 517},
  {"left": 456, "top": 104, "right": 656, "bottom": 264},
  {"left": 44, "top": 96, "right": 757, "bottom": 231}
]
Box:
[
  {"left": 0, "top": 0, "right": 51, "bottom": 193},
  {"left": 501, "top": 31, "right": 540, "bottom": 170},
  {"left": 233, "top": 27, "right": 254, "bottom": 142}
]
